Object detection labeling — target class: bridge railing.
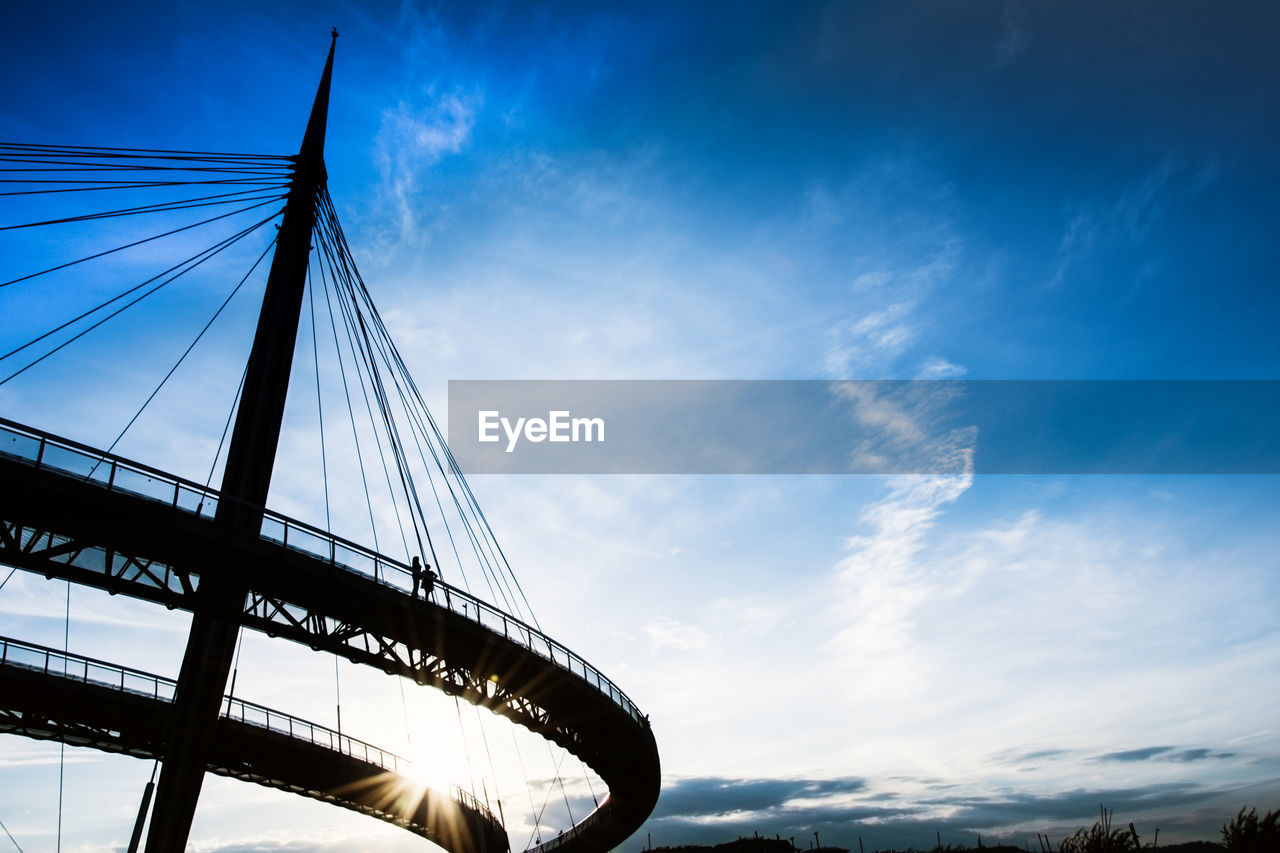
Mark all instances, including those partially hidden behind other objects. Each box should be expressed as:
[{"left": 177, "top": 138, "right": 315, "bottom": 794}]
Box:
[
  {"left": 0, "top": 634, "right": 393, "bottom": 766},
  {"left": 0, "top": 634, "right": 498, "bottom": 825},
  {"left": 259, "top": 511, "right": 646, "bottom": 724},
  {"left": 260, "top": 518, "right": 646, "bottom": 727},
  {"left": 0, "top": 419, "right": 221, "bottom": 519},
  {"left": 0, "top": 418, "right": 648, "bottom": 729},
  {"left": 0, "top": 634, "right": 177, "bottom": 702}
]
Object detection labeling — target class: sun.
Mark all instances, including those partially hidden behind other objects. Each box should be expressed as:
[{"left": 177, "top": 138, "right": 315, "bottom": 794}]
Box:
[{"left": 403, "top": 742, "right": 474, "bottom": 797}]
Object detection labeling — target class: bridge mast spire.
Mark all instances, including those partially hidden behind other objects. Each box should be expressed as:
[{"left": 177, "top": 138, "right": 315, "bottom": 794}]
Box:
[{"left": 144, "top": 32, "right": 337, "bottom": 851}]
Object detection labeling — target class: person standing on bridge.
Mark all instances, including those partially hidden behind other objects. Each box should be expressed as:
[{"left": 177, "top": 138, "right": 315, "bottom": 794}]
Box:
[{"left": 411, "top": 556, "right": 436, "bottom": 599}]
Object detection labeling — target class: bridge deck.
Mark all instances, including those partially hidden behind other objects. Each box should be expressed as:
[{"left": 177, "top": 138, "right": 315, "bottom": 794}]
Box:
[
  {"left": 0, "top": 635, "right": 508, "bottom": 852},
  {"left": 0, "top": 417, "right": 660, "bottom": 853}
]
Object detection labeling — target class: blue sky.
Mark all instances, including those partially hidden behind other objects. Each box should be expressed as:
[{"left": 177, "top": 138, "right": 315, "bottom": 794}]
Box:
[{"left": 2, "top": 1, "right": 1279, "bottom": 851}]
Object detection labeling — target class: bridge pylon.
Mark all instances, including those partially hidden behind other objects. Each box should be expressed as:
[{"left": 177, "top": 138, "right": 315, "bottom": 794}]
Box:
[{"left": 143, "top": 32, "right": 336, "bottom": 851}]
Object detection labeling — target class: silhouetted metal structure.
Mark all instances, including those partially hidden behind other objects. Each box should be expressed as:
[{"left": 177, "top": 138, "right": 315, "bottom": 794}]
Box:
[
  {"left": 0, "top": 635, "right": 508, "bottom": 851},
  {"left": 0, "top": 32, "right": 658, "bottom": 853},
  {"left": 144, "top": 32, "right": 336, "bottom": 853}
]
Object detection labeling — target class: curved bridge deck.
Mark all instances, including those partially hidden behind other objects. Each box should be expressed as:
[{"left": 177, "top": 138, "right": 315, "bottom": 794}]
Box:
[
  {"left": 0, "top": 635, "right": 507, "bottom": 852},
  {"left": 0, "top": 417, "right": 659, "bottom": 852}
]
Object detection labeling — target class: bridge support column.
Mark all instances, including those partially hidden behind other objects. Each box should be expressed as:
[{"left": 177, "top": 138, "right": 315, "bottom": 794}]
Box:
[{"left": 143, "top": 33, "right": 335, "bottom": 852}]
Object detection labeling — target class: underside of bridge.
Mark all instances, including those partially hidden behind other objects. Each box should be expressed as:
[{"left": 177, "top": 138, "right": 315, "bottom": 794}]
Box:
[
  {"left": 0, "top": 640, "right": 508, "bottom": 853},
  {"left": 0, "top": 421, "right": 661, "bottom": 852}
]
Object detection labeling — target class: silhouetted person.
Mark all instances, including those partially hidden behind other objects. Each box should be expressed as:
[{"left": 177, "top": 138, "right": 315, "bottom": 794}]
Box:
[{"left": 411, "top": 556, "right": 436, "bottom": 599}]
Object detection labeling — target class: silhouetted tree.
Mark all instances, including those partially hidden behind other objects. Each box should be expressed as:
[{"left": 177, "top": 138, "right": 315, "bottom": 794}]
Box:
[{"left": 1220, "top": 806, "right": 1280, "bottom": 852}]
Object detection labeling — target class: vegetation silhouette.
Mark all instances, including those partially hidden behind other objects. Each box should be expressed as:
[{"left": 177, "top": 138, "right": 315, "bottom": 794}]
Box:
[
  {"left": 645, "top": 803, "right": 1279, "bottom": 853},
  {"left": 1219, "top": 806, "right": 1280, "bottom": 852},
  {"left": 1057, "top": 805, "right": 1143, "bottom": 851}
]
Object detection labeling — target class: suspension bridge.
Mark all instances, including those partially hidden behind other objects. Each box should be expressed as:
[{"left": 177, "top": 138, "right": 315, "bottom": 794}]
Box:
[{"left": 0, "top": 32, "right": 659, "bottom": 852}]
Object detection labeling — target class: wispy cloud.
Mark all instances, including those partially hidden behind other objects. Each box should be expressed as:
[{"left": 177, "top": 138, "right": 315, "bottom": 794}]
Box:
[
  {"left": 824, "top": 301, "right": 918, "bottom": 376},
  {"left": 1047, "top": 210, "right": 1099, "bottom": 289},
  {"left": 374, "top": 89, "right": 480, "bottom": 246},
  {"left": 1095, "top": 746, "right": 1237, "bottom": 764},
  {"left": 994, "top": 2, "right": 1028, "bottom": 67},
  {"left": 819, "top": 226, "right": 961, "bottom": 378},
  {"left": 1047, "top": 157, "right": 1205, "bottom": 288},
  {"left": 915, "top": 357, "right": 967, "bottom": 379},
  {"left": 0, "top": 747, "right": 100, "bottom": 769},
  {"left": 645, "top": 615, "right": 711, "bottom": 653},
  {"left": 1096, "top": 746, "right": 1176, "bottom": 763},
  {"left": 654, "top": 776, "right": 869, "bottom": 820},
  {"left": 826, "top": 472, "right": 972, "bottom": 700}
]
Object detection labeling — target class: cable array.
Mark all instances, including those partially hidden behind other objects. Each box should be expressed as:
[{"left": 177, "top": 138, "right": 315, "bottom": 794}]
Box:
[
  {"left": 308, "top": 186, "right": 539, "bottom": 626},
  {"left": 0, "top": 140, "right": 604, "bottom": 847},
  {"left": 0, "top": 143, "right": 290, "bottom": 389}
]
